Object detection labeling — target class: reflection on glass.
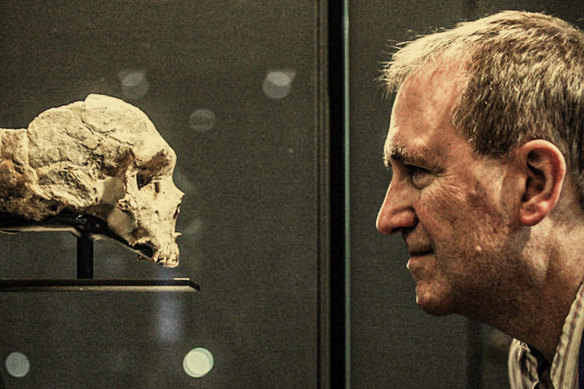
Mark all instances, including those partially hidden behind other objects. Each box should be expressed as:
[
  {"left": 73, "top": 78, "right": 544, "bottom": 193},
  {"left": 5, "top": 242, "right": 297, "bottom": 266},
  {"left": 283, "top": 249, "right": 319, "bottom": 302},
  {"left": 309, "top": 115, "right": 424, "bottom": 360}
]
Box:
[
  {"left": 262, "top": 70, "right": 296, "bottom": 99},
  {"left": 189, "top": 109, "right": 216, "bottom": 132},
  {"left": 5, "top": 352, "right": 30, "bottom": 378},
  {"left": 183, "top": 347, "right": 214, "bottom": 378},
  {"left": 155, "top": 296, "right": 183, "bottom": 343},
  {"left": 118, "top": 69, "right": 150, "bottom": 100}
]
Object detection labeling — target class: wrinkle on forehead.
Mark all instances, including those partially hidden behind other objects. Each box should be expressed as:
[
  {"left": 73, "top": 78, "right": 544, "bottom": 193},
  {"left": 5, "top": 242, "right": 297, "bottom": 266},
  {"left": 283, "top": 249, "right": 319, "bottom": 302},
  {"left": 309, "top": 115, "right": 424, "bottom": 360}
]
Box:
[
  {"left": 395, "top": 59, "right": 466, "bottom": 126},
  {"left": 383, "top": 57, "right": 469, "bottom": 166}
]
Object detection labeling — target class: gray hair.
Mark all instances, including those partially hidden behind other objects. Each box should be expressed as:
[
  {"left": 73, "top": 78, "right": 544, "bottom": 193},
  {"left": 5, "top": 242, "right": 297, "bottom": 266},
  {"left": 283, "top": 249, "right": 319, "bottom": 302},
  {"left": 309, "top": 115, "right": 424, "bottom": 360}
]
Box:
[{"left": 381, "top": 11, "right": 584, "bottom": 207}]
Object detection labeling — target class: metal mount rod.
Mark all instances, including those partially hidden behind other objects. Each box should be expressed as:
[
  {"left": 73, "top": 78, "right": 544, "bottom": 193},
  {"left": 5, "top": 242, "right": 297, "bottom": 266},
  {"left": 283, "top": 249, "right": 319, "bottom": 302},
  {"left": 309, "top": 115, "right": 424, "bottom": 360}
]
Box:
[{"left": 76, "top": 233, "right": 94, "bottom": 279}]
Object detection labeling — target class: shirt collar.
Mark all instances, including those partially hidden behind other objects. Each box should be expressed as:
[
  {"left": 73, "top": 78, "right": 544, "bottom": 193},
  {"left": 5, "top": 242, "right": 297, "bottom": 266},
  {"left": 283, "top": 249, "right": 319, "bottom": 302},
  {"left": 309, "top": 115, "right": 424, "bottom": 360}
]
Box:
[
  {"left": 512, "top": 282, "right": 584, "bottom": 388},
  {"left": 549, "top": 281, "right": 584, "bottom": 388}
]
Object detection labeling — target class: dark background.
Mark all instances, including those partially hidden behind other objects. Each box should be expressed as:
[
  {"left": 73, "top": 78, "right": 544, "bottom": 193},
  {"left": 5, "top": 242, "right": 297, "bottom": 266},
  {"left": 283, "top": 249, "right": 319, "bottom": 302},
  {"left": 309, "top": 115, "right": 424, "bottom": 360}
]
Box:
[
  {"left": 0, "top": 0, "right": 582, "bottom": 388},
  {"left": 0, "top": 1, "right": 321, "bottom": 388},
  {"left": 349, "top": 1, "right": 584, "bottom": 388}
]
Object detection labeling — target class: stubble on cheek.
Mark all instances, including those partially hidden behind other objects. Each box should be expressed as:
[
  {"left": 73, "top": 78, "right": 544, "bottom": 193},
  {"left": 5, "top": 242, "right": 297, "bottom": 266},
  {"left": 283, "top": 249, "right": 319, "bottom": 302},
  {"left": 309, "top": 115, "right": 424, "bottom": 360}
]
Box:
[
  {"left": 417, "top": 183, "right": 499, "bottom": 299},
  {"left": 412, "top": 158, "right": 517, "bottom": 315},
  {"left": 465, "top": 176, "right": 511, "bottom": 243}
]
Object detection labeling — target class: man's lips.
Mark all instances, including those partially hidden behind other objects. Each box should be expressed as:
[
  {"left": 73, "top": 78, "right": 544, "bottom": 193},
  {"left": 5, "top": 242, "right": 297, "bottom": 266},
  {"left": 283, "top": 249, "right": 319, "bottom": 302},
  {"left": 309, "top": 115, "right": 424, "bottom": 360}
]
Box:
[
  {"left": 408, "top": 249, "right": 433, "bottom": 257},
  {"left": 406, "top": 250, "right": 433, "bottom": 273},
  {"left": 403, "top": 235, "right": 433, "bottom": 257}
]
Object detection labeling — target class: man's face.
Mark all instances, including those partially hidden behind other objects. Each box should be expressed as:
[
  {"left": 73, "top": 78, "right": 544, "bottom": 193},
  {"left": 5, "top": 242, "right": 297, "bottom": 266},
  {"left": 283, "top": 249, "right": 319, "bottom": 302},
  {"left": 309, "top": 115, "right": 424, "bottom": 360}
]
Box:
[{"left": 376, "top": 62, "right": 521, "bottom": 316}]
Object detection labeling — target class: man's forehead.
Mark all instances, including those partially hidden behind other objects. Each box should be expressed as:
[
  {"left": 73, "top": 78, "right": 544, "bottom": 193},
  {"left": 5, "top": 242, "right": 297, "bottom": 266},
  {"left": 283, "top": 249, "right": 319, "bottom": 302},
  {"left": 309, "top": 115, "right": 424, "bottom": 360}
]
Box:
[
  {"left": 382, "top": 58, "right": 469, "bottom": 166},
  {"left": 390, "top": 56, "right": 468, "bottom": 126}
]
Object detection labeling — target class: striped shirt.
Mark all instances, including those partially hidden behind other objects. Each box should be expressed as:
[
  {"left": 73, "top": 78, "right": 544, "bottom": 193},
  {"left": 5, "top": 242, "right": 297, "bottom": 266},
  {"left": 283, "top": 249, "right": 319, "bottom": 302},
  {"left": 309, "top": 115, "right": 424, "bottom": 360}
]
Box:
[{"left": 509, "top": 283, "right": 584, "bottom": 389}]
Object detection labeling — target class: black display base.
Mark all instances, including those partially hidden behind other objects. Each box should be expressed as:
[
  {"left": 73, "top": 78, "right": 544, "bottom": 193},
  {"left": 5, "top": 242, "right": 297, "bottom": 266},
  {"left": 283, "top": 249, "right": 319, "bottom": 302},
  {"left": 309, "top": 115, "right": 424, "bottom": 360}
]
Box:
[
  {"left": 0, "top": 212, "right": 199, "bottom": 293},
  {"left": 0, "top": 278, "right": 199, "bottom": 292}
]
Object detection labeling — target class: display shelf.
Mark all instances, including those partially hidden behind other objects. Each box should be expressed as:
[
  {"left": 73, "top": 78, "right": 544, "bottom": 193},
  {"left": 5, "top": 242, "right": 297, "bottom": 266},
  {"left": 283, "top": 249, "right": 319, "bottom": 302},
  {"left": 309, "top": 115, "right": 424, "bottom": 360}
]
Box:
[
  {"left": 0, "top": 278, "right": 199, "bottom": 292},
  {"left": 0, "top": 213, "right": 199, "bottom": 293}
]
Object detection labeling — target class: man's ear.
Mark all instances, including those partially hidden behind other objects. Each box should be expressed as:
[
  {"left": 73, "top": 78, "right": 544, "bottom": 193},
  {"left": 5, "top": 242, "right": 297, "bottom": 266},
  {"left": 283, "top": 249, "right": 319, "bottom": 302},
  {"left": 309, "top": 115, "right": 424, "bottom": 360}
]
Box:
[{"left": 517, "top": 140, "right": 567, "bottom": 226}]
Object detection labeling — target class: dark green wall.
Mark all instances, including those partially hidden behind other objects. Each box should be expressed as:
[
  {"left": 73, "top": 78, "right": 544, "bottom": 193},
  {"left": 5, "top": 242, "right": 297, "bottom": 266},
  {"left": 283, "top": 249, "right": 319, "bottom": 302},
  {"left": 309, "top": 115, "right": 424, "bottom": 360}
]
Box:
[
  {"left": 349, "top": 1, "right": 584, "bottom": 388},
  {"left": 0, "top": 0, "right": 583, "bottom": 387},
  {"left": 0, "top": 2, "right": 321, "bottom": 387}
]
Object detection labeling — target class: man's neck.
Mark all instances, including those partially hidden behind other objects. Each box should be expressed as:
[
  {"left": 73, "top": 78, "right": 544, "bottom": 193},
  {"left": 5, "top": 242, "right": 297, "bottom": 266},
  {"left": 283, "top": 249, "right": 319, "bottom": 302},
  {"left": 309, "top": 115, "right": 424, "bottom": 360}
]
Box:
[
  {"left": 489, "top": 185, "right": 584, "bottom": 362},
  {"left": 462, "top": 220, "right": 584, "bottom": 363},
  {"left": 506, "top": 282, "right": 579, "bottom": 363},
  {"left": 488, "top": 249, "right": 584, "bottom": 362}
]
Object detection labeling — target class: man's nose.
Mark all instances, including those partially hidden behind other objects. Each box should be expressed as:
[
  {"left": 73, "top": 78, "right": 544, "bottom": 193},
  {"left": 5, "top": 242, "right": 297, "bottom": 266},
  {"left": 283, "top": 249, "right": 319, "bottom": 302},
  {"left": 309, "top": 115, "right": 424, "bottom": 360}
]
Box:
[{"left": 376, "top": 181, "right": 418, "bottom": 235}]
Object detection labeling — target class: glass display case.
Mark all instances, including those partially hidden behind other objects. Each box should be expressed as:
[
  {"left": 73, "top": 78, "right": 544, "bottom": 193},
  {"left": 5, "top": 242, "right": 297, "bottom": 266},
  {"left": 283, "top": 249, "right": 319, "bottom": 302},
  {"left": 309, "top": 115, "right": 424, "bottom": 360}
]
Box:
[
  {"left": 1, "top": 1, "right": 582, "bottom": 388},
  {"left": 0, "top": 2, "right": 325, "bottom": 387}
]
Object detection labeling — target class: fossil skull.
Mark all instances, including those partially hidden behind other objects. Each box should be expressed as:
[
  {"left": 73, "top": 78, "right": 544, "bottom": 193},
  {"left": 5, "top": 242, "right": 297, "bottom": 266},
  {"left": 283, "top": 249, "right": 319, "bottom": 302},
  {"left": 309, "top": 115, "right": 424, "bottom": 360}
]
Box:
[{"left": 0, "top": 94, "right": 184, "bottom": 267}]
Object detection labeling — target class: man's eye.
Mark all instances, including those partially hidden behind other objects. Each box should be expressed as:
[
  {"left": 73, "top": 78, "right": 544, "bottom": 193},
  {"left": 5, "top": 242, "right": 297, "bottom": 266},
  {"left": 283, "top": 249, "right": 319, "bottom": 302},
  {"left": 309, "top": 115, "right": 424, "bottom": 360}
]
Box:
[{"left": 405, "top": 165, "right": 431, "bottom": 188}]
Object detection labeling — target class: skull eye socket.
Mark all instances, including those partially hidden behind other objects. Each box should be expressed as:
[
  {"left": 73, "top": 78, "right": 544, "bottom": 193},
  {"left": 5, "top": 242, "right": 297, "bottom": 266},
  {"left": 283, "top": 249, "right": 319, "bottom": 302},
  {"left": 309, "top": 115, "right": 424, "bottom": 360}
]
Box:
[
  {"left": 136, "top": 171, "right": 152, "bottom": 189},
  {"left": 136, "top": 150, "right": 172, "bottom": 190}
]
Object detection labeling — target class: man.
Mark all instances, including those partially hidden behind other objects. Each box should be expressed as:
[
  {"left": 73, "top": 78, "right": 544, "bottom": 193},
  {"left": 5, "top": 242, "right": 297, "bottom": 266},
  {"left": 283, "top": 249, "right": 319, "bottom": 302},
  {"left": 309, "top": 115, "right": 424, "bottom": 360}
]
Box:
[{"left": 375, "top": 10, "right": 584, "bottom": 388}]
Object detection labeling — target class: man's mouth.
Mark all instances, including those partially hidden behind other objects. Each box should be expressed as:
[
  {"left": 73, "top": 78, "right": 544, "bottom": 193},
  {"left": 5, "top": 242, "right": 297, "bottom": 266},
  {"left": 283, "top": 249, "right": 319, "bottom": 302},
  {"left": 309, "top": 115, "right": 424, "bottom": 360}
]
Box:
[
  {"left": 408, "top": 249, "right": 433, "bottom": 257},
  {"left": 406, "top": 249, "right": 433, "bottom": 273}
]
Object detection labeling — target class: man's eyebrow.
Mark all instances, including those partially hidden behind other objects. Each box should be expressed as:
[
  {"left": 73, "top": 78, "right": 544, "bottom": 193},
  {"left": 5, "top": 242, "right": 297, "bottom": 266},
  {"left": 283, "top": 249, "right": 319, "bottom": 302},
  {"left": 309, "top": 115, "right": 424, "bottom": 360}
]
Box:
[
  {"left": 382, "top": 144, "right": 435, "bottom": 170},
  {"left": 382, "top": 145, "right": 413, "bottom": 166}
]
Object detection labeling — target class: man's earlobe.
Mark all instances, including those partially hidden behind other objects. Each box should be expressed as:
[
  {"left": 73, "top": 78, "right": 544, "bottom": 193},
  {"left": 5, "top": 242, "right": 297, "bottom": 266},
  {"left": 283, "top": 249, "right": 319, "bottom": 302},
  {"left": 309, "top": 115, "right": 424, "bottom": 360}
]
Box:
[{"left": 518, "top": 140, "right": 567, "bottom": 226}]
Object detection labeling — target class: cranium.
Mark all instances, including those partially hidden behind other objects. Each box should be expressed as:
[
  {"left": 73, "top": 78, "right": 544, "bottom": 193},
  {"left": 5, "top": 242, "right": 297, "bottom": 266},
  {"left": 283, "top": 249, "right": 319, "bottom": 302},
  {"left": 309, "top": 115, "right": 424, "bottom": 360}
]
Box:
[{"left": 0, "top": 94, "right": 184, "bottom": 267}]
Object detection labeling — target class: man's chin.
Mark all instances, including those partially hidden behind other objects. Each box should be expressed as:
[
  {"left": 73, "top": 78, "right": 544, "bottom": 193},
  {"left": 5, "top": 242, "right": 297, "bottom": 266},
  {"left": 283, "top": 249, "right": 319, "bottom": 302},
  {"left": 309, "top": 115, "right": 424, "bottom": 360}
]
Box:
[{"left": 415, "top": 288, "right": 454, "bottom": 316}]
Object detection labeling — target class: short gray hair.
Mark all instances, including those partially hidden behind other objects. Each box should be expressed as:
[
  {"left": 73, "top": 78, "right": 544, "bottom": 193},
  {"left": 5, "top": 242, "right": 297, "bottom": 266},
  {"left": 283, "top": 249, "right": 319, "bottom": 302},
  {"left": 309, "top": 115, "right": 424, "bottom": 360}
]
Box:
[{"left": 381, "top": 11, "right": 584, "bottom": 207}]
